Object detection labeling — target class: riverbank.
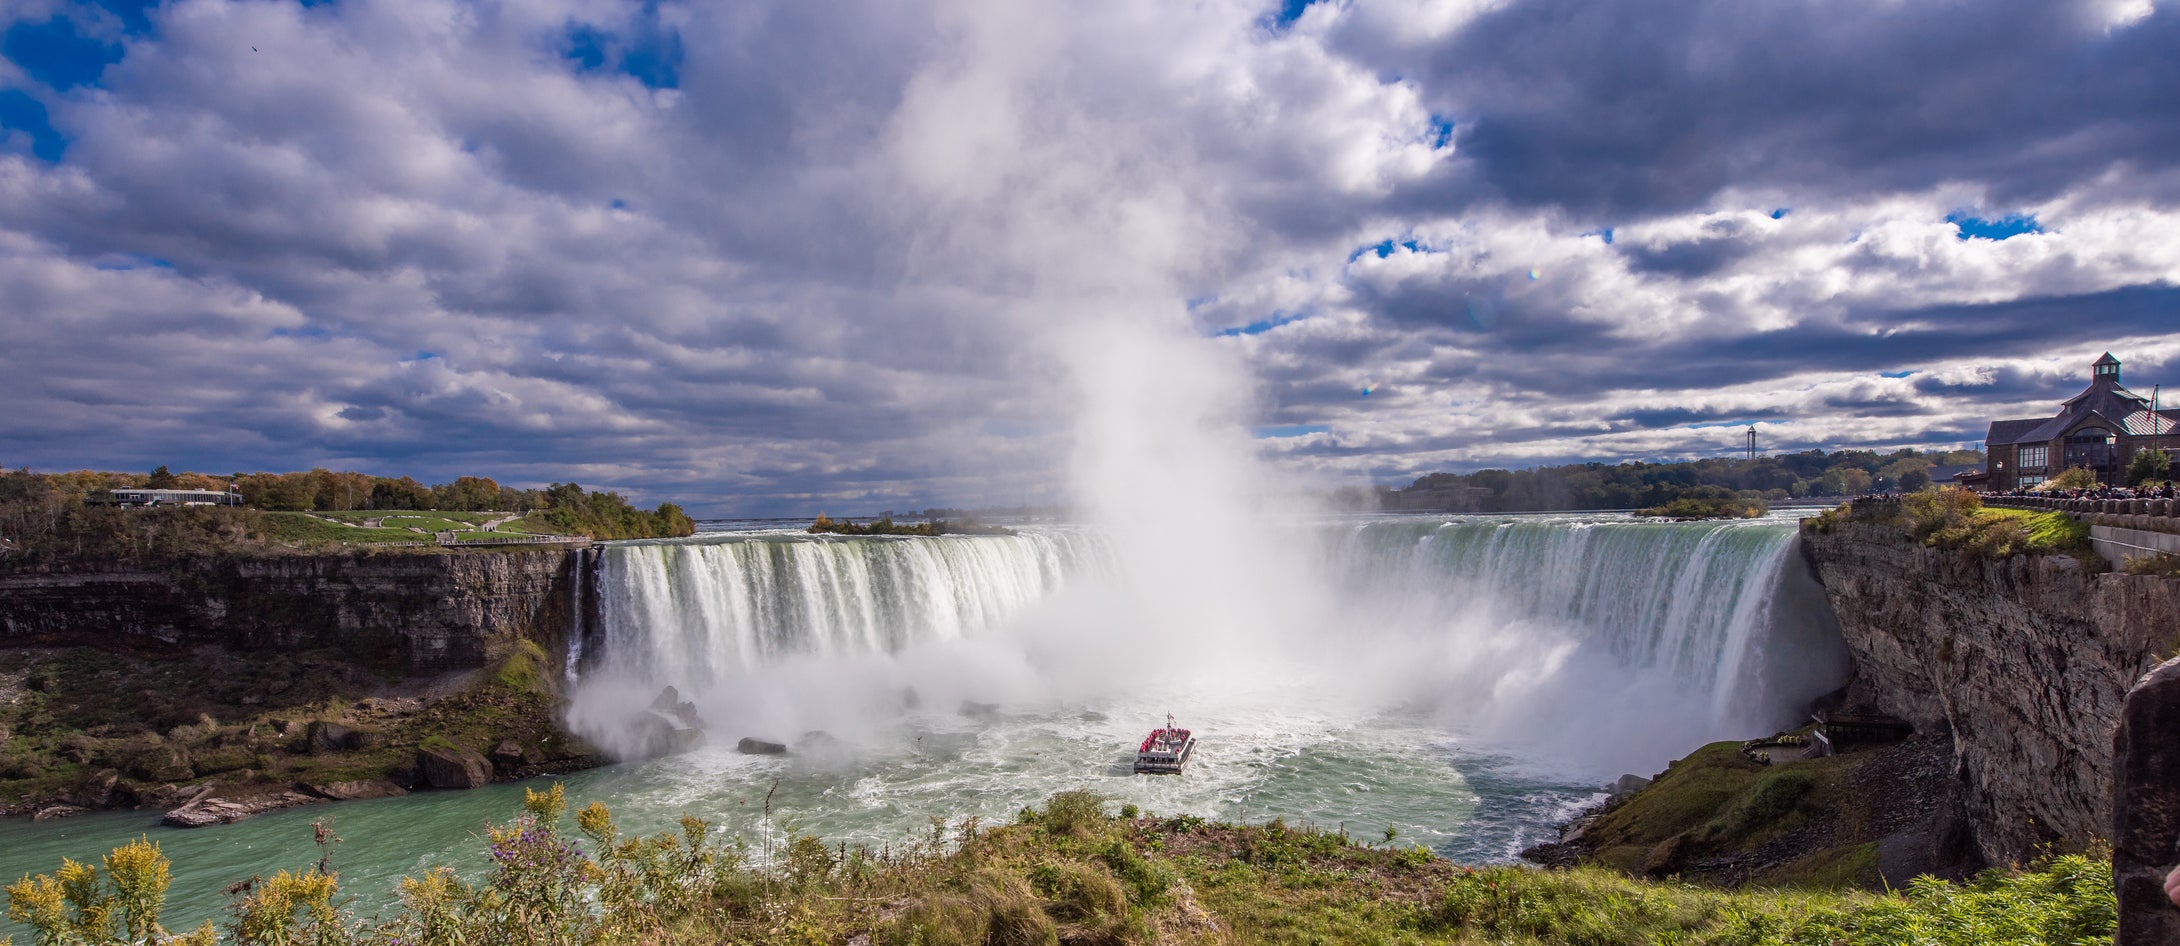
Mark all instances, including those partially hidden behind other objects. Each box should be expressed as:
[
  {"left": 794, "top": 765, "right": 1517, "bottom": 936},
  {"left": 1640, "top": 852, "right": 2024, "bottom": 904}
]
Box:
[
  {"left": 0, "top": 640, "right": 603, "bottom": 825},
  {"left": 0, "top": 533, "right": 610, "bottom": 823},
  {"left": 1524, "top": 734, "right": 1977, "bottom": 890}
]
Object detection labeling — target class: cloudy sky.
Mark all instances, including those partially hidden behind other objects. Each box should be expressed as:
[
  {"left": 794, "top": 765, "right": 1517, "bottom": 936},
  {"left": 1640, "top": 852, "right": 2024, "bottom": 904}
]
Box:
[{"left": 2, "top": 0, "right": 2176, "bottom": 515}]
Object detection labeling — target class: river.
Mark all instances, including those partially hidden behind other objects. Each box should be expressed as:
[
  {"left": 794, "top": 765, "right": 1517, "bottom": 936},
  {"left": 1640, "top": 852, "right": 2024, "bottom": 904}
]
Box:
[{"left": 0, "top": 511, "right": 1848, "bottom": 932}]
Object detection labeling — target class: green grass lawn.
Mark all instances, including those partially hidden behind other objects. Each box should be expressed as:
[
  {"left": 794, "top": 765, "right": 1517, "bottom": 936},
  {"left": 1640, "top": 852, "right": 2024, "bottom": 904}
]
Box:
[
  {"left": 257, "top": 513, "right": 428, "bottom": 545},
  {"left": 257, "top": 511, "right": 571, "bottom": 547}
]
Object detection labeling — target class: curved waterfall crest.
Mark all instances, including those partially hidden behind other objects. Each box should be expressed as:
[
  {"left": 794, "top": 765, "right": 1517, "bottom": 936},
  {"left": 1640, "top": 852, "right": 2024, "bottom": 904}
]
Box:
[
  {"left": 1319, "top": 516, "right": 1843, "bottom": 733},
  {"left": 581, "top": 529, "right": 1115, "bottom": 687},
  {"left": 579, "top": 516, "right": 1847, "bottom": 740}
]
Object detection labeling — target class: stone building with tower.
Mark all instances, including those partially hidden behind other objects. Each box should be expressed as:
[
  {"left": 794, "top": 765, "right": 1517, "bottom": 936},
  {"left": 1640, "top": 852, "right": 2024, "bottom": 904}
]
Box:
[{"left": 1982, "top": 353, "right": 2179, "bottom": 490}]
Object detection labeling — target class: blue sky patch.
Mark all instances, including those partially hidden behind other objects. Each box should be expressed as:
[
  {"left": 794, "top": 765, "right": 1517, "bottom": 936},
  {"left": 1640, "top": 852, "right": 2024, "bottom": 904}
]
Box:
[
  {"left": 1586, "top": 227, "right": 1614, "bottom": 245},
  {"left": 95, "top": 0, "right": 161, "bottom": 35},
  {"left": 1770, "top": 208, "right": 1789, "bottom": 219},
  {"left": 1271, "top": 0, "right": 1324, "bottom": 28},
  {"left": 1428, "top": 115, "right": 1454, "bottom": 149},
  {"left": 4, "top": 16, "right": 124, "bottom": 90},
  {"left": 1680, "top": 419, "right": 1761, "bottom": 430},
  {"left": 561, "top": 19, "right": 682, "bottom": 90},
  {"left": 1252, "top": 424, "right": 1329, "bottom": 439},
  {"left": 1349, "top": 238, "right": 1422, "bottom": 262},
  {"left": 0, "top": 90, "right": 65, "bottom": 162},
  {"left": 563, "top": 24, "right": 609, "bottom": 71},
  {"left": 1881, "top": 370, "right": 1913, "bottom": 379},
  {"left": 1946, "top": 211, "right": 2042, "bottom": 241},
  {"left": 1216, "top": 311, "right": 1307, "bottom": 337},
  {"left": 92, "top": 254, "right": 172, "bottom": 271}
]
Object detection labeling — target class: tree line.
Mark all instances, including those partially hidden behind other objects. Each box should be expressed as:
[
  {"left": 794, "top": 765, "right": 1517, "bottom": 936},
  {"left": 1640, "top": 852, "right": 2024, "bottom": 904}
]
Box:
[
  {"left": 1388, "top": 448, "right": 1985, "bottom": 513},
  {"left": 0, "top": 466, "right": 693, "bottom": 564}
]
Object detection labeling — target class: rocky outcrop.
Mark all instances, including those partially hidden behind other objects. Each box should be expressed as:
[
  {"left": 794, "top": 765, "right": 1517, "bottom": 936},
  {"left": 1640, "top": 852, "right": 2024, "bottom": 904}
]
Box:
[
  {"left": 2114, "top": 658, "right": 2180, "bottom": 945},
  {"left": 0, "top": 549, "right": 582, "bottom": 674},
  {"left": 1802, "top": 518, "right": 2180, "bottom": 865},
  {"left": 418, "top": 745, "right": 493, "bottom": 789},
  {"left": 736, "top": 737, "right": 787, "bottom": 755},
  {"left": 161, "top": 784, "right": 322, "bottom": 828},
  {"left": 302, "top": 779, "right": 408, "bottom": 801}
]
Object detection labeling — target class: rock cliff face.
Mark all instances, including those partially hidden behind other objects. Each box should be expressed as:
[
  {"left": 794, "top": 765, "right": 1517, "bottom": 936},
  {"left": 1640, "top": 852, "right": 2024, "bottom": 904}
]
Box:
[
  {"left": 0, "top": 549, "right": 581, "bottom": 675},
  {"left": 2113, "top": 657, "right": 2180, "bottom": 945},
  {"left": 1801, "top": 518, "right": 2180, "bottom": 865}
]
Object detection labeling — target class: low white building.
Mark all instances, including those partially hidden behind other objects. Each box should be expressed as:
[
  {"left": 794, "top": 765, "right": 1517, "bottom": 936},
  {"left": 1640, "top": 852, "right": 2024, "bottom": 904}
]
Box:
[{"left": 104, "top": 488, "right": 243, "bottom": 507}]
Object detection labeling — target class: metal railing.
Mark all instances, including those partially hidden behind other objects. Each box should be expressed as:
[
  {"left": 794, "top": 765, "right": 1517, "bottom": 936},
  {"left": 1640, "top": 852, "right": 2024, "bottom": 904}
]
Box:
[{"left": 433, "top": 533, "right": 591, "bottom": 548}]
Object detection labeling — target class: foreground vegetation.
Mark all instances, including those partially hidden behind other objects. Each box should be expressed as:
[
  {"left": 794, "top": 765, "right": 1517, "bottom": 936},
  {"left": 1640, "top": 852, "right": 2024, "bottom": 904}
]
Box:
[
  {"left": 1, "top": 788, "right": 2115, "bottom": 945},
  {"left": 0, "top": 642, "right": 585, "bottom": 816},
  {"left": 1807, "top": 488, "right": 2096, "bottom": 565}
]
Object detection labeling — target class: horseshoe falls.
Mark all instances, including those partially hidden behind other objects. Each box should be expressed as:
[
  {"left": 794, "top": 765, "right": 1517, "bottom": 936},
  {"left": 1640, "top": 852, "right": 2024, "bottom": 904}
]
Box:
[
  {"left": 0, "top": 513, "right": 1850, "bottom": 931},
  {"left": 553, "top": 513, "right": 1847, "bottom": 862},
  {"left": 578, "top": 516, "right": 1845, "bottom": 751}
]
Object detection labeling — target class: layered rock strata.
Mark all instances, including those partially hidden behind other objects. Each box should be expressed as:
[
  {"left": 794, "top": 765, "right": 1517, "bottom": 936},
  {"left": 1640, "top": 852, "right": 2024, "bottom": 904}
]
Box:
[
  {"left": 1801, "top": 518, "right": 2180, "bottom": 865},
  {"left": 0, "top": 549, "right": 581, "bottom": 674},
  {"left": 2114, "top": 657, "right": 2180, "bottom": 945}
]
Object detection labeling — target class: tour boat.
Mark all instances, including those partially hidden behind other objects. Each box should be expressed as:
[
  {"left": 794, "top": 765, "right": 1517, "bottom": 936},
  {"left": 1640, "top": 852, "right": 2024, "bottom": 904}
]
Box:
[{"left": 1133, "top": 713, "right": 1195, "bottom": 775}]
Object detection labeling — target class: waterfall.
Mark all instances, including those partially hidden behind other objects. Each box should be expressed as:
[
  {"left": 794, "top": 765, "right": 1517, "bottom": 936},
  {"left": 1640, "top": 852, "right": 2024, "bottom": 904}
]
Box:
[
  {"left": 584, "top": 528, "right": 1114, "bottom": 688},
  {"left": 580, "top": 515, "right": 1848, "bottom": 758},
  {"left": 1317, "top": 515, "right": 1849, "bottom": 738}
]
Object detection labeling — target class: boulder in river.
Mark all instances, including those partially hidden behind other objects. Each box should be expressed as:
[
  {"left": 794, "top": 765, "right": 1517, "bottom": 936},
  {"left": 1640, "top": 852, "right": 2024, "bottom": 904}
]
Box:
[
  {"left": 302, "top": 779, "right": 408, "bottom": 801},
  {"left": 161, "top": 791, "right": 319, "bottom": 829},
  {"left": 649, "top": 686, "right": 706, "bottom": 729},
  {"left": 628, "top": 713, "right": 704, "bottom": 759},
  {"left": 490, "top": 738, "right": 541, "bottom": 773},
  {"left": 736, "top": 737, "right": 788, "bottom": 755},
  {"left": 417, "top": 745, "right": 493, "bottom": 789}
]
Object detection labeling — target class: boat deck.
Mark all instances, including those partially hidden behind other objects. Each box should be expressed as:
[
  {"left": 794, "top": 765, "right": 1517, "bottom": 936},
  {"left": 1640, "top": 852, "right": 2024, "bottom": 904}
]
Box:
[{"left": 1134, "top": 727, "right": 1195, "bottom": 775}]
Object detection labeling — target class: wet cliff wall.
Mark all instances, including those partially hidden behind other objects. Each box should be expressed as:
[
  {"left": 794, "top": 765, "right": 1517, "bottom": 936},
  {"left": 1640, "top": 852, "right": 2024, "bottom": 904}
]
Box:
[
  {"left": 1800, "top": 516, "right": 2180, "bottom": 866},
  {"left": 0, "top": 548, "right": 585, "bottom": 675}
]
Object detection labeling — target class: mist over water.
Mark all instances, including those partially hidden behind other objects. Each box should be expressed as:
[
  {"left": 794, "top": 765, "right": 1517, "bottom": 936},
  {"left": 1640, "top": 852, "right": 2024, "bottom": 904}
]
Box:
[
  {"left": 564, "top": 509, "right": 1848, "bottom": 847},
  {"left": 0, "top": 513, "right": 1847, "bottom": 935}
]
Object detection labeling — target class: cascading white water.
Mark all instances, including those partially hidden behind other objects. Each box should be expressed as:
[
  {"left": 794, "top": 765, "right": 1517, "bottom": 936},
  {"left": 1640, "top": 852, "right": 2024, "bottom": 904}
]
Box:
[
  {"left": 579, "top": 515, "right": 1847, "bottom": 764},
  {"left": 583, "top": 528, "right": 1115, "bottom": 689},
  {"left": 1316, "top": 515, "right": 1849, "bottom": 748}
]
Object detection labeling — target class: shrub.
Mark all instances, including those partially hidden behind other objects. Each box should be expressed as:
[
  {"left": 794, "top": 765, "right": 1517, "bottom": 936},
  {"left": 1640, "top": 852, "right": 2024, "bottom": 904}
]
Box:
[
  {"left": 1033, "top": 861, "right": 1128, "bottom": 924},
  {"left": 1713, "top": 769, "right": 1816, "bottom": 839},
  {"left": 1902, "top": 487, "right": 1982, "bottom": 540},
  {"left": 2127, "top": 448, "right": 2171, "bottom": 486},
  {"left": 881, "top": 893, "right": 988, "bottom": 946},
  {"left": 2123, "top": 553, "right": 2180, "bottom": 577},
  {"left": 1041, "top": 789, "right": 1107, "bottom": 839},
  {"left": 1096, "top": 838, "right": 1169, "bottom": 906}
]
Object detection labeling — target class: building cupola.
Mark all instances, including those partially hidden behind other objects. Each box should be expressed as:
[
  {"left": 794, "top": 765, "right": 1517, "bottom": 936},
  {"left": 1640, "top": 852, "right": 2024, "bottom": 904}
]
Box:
[{"left": 2093, "top": 352, "right": 2121, "bottom": 383}]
